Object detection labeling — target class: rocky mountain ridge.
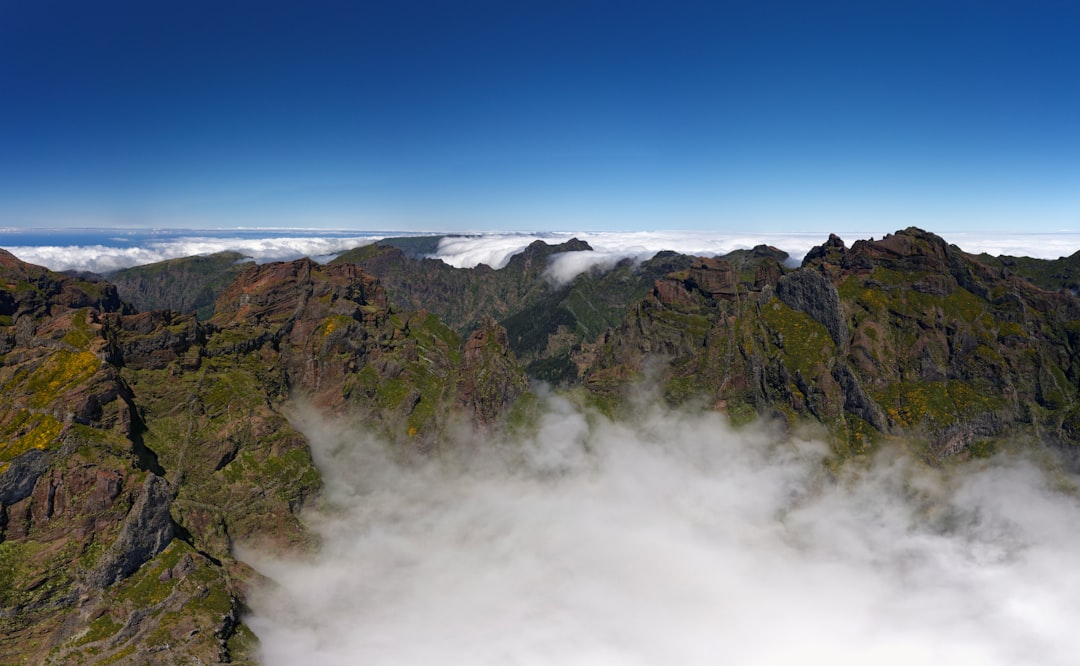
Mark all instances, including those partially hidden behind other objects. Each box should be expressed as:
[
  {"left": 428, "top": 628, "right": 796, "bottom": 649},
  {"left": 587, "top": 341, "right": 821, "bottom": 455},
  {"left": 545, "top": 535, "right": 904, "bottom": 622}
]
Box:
[
  {"left": 2, "top": 228, "right": 1079, "bottom": 663},
  {"left": 581, "top": 228, "right": 1080, "bottom": 457},
  {"left": 0, "top": 249, "right": 525, "bottom": 664}
]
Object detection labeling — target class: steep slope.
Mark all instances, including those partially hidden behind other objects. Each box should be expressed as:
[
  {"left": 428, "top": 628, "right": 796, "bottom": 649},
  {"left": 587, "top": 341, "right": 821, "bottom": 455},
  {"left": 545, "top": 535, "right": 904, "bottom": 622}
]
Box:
[
  {"left": 977, "top": 249, "right": 1080, "bottom": 294},
  {"left": 501, "top": 247, "right": 790, "bottom": 385},
  {"left": 0, "top": 251, "right": 250, "bottom": 664},
  {"left": 108, "top": 251, "right": 255, "bottom": 320},
  {"left": 579, "top": 228, "right": 1080, "bottom": 459},
  {"left": 4, "top": 228, "right": 1080, "bottom": 662},
  {"left": 331, "top": 238, "right": 593, "bottom": 333},
  {"left": 335, "top": 240, "right": 728, "bottom": 385},
  {"left": 0, "top": 251, "right": 526, "bottom": 664}
]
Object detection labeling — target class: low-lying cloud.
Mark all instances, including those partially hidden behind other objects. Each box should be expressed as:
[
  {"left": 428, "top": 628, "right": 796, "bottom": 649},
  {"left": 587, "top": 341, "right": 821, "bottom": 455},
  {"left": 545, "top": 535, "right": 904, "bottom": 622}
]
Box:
[
  {"left": 5, "top": 229, "right": 1080, "bottom": 277},
  {"left": 433, "top": 230, "right": 1080, "bottom": 285},
  {"left": 6, "top": 235, "right": 384, "bottom": 273},
  {"left": 431, "top": 231, "right": 828, "bottom": 271},
  {"left": 244, "top": 393, "right": 1080, "bottom": 666}
]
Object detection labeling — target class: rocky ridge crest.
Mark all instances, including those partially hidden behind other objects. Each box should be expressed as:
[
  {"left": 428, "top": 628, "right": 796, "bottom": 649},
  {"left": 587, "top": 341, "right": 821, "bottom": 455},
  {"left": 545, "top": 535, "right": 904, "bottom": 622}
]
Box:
[
  {"left": 0, "top": 252, "right": 526, "bottom": 664},
  {"left": 3, "top": 228, "right": 1080, "bottom": 662}
]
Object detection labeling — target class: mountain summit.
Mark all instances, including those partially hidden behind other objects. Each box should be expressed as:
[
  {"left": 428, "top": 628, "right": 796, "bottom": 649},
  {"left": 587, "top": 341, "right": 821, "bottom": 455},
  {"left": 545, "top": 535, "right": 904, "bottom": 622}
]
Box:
[{"left": 2, "top": 228, "right": 1079, "bottom": 662}]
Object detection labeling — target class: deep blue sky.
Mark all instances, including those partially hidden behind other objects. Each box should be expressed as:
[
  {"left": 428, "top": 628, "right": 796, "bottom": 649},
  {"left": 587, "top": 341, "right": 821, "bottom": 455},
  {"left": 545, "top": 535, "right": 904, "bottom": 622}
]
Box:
[{"left": 2, "top": 0, "right": 1078, "bottom": 233}]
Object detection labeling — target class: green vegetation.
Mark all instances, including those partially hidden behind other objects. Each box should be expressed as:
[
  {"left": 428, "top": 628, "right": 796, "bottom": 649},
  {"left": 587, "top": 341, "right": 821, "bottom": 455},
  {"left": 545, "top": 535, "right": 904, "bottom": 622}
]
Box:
[
  {"left": 109, "top": 251, "right": 253, "bottom": 319},
  {"left": 870, "top": 380, "right": 1004, "bottom": 430},
  {"left": 17, "top": 350, "right": 101, "bottom": 408},
  {"left": 978, "top": 250, "right": 1080, "bottom": 293},
  {"left": 62, "top": 309, "right": 96, "bottom": 350},
  {"left": 0, "top": 412, "right": 63, "bottom": 464},
  {"left": 760, "top": 298, "right": 832, "bottom": 378},
  {"left": 5, "top": 226, "right": 1080, "bottom": 662}
]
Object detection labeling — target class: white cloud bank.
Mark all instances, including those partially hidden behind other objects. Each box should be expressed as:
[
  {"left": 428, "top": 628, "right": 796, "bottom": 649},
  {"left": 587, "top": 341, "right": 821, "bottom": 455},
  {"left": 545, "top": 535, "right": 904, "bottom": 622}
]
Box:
[
  {"left": 432, "top": 231, "right": 823, "bottom": 270},
  {"left": 433, "top": 230, "right": 1080, "bottom": 286},
  {"left": 5, "top": 229, "right": 1080, "bottom": 282},
  {"left": 4, "top": 235, "right": 385, "bottom": 274},
  {"left": 244, "top": 394, "right": 1080, "bottom": 666}
]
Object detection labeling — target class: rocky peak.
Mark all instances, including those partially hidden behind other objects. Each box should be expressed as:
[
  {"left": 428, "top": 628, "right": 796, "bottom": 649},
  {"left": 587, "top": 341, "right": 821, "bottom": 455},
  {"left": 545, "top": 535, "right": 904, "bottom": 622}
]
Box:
[
  {"left": 802, "top": 233, "right": 847, "bottom": 268},
  {"left": 0, "top": 248, "right": 46, "bottom": 276},
  {"left": 458, "top": 316, "right": 528, "bottom": 425},
  {"left": 750, "top": 244, "right": 790, "bottom": 262},
  {"left": 652, "top": 246, "right": 789, "bottom": 306},
  {"left": 686, "top": 257, "right": 738, "bottom": 298},
  {"left": 842, "top": 227, "right": 951, "bottom": 273},
  {"left": 0, "top": 251, "right": 127, "bottom": 320},
  {"left": 506, "top": 238, "right": 593, "bottom": 272},
  {"left": 211, "top": 258, "right": 388, "bottom": 329}
]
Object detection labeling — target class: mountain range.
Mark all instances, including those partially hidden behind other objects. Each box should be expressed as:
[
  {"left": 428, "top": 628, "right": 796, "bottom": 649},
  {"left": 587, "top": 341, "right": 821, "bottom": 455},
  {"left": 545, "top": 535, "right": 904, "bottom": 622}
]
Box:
[{"left": 1, "top": 227, "right": 1079, "bottom": 664}]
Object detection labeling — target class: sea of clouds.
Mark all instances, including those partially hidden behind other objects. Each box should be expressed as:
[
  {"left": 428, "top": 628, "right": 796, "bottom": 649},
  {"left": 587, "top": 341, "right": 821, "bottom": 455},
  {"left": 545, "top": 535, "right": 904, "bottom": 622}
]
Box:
[
  {"left": 4, "top": 229, "right": 1080, "bottom": 282},
  {"left": 2, "top": 234, "right": 387, "bottom": 274},
  {"left": 244, "top": 391, "right": 1080, "bottom": 666}
]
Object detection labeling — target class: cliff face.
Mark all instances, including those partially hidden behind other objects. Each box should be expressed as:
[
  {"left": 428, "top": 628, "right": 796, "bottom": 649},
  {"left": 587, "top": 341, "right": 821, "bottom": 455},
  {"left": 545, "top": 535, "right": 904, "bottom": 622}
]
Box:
[
  {"left": 109, "top": 251, "right": 254, "bottom": 321},
  {"left": 0, "top": 251, "right": 241, "bottom": 664},
  {"left": 336, "top": 240, "right": 698, "bottom": 385},
  {"left": 4, "top": 228, "right": 1080, "bottom": 662},
  {"left": 0, "top": 252, "right": 526, "bottom": 664},
  {"left": 331, "top": 238, "right": 591, "bottom": 334},
  {"left": 580, "top": 228, "right": 1080, "bottom": 458}
]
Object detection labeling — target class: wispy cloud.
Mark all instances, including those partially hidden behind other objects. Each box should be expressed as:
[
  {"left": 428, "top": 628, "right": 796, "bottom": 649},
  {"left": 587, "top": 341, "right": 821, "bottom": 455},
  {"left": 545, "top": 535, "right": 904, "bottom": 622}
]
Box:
[{"left": 244, "top": 393, "right": 1080, "bottom": 666}]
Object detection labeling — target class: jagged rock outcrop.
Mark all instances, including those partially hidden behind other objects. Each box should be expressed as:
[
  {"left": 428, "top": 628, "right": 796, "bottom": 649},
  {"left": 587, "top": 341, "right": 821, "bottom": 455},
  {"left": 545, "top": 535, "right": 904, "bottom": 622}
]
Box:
[
  {"left": 802, "top": 233, "right": 846, "bottom": 268},
  {"left": 0, "top": 449, "right": 50, "bottom": 507},
  {"left": 335, "top": 239, "right": 691, "bottom": 386},
  {"left": 0, "top": 249, "right": 129, "bottom": 319},
  {"left": 211, "top": 257, "right": 388, "bottom": 331},
  {"left": 458, "top": 317, "right": 529, "bottom": 425},
  {"left": 87, "top": 474, "right": 174, "bottom": 588},
  {"left": 209, "top": 258, "right": 526, "bottom": 443},
  {"left": 832, "top": 363, "right": 889, "bottom": 433},
  {"left": 4, "top": 227, "right": 1080, "bottom": 661},
  {"left": 0, "top": 256, "right": 266, "bottom": 664},
  {"left": 580, "top": 227, "right": 1080, "bottom": 458},
  {"left": 775, "top": 268, "right": 848, "bottom": 346},
  {"left": 0, "top": 249, "right": 532, "bottom": 663},
  {"left": 686, "top": 257, "right": 738, "bottom": 298}
]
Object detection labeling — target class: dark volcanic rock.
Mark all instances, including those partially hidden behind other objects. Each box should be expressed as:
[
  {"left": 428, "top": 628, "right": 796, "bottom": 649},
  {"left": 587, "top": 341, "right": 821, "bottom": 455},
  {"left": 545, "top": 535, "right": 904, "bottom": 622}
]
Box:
[
  {"left": 0, "top": 449, "right": 50, "bottom": 506},
  {"left": 88, "top": 474, "right": 174, "bottom": 589},
  {"left": 832, "top": 363, "right": 890, "bottom": 433},
  {"left": 802, "top": 233, "right": 846, "bottom": 267},
  {"left": 686, "top": 257, "right": 738, "bottom": 298},
  {"left": 775, "top": 268, "right": 849, "bottom": 346},
  {"left": 579, "top": 227, "right": 1080, "bottom": 457},
  {"left": 5, "top": 226, "right": 1080, "bottom": 661}
]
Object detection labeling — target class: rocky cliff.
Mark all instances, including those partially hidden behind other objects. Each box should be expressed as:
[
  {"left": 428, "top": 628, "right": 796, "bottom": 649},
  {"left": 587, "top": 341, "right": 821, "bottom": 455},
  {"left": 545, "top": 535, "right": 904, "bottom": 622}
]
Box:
[
  {"left": 3, "top": 228, "right": 1080, "bottom": 663},
  {"left": 108, "top": 251, "right": 254, "bottom": 321},
  {"left": 580, "top": 228, "right": 1080, "bottom": 459},
  {"left": 0, "top": 251, "right": 526, "bottom": 664}
]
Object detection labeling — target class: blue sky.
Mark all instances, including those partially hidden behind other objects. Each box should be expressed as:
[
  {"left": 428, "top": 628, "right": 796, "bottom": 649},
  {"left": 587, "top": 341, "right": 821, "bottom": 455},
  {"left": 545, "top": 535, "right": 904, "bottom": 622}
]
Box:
[{"left": 2, "top": 0, "right": 1078, "bottom": 233}]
